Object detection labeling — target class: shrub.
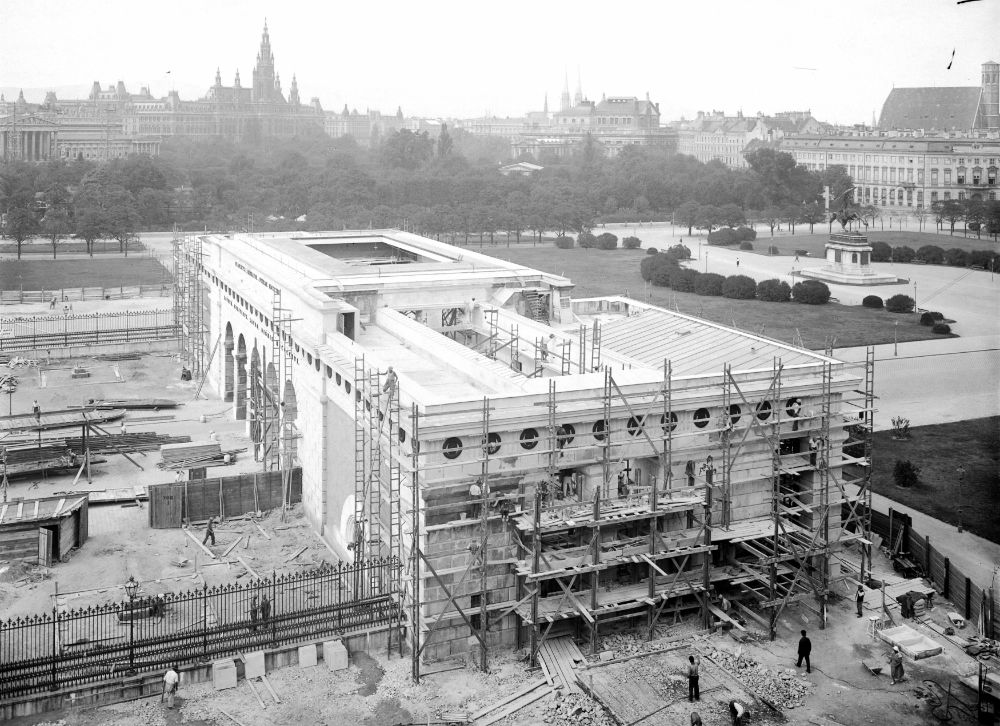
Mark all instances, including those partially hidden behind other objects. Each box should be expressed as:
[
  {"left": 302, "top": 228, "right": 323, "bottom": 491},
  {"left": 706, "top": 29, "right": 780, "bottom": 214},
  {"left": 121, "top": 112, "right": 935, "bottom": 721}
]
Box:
[
  {"left": 892, "top": 245, "right": 915, "bottom": 263},
  {"left": 639, "top": 255, "right": 656, "bottom": 281},
  {"left": 722, "top": 274, "right": 757, "bottom": 299},
  {"left": 768, "top": 245, "right": 780, "bottom": 255},
  {"left": 968, "top": 221, "right": 981, "bottom": 232},
  {"left": 554, "top": 235, "right": 574, "bottom": 249},
  {"left": 669, "top": 267, "right": 699, "bottom": 292},
  {"left": 736, "top": 226, "right": 757, "bottom": 241},
  {"left": 862, "top": 295, "right": 883, "bottom": 309},
  {"left": 651, "top": 265, "right": 675, "bottom": 286},
  {"left": 893, "top": 459, "right": 920, "bottom": 488},
  {"left": 891, "top": 416, "right": 911, "bottom": 440},
  {"left": 919, "top": 312, "right": 935, "bottom": 326},
  {"left": 870, "top": 241, "right": 892, "bottom": 262},
  {"left": 641, "top": 252, "right": 681, "bottom": 283},
  {"left": 756, "top": 278, "right": 791, "bottom": 302},
  {"left": 667, "top": 243, "right": 691, "bottom": 259},
  {"left": 944, "top": 248, "right": 968, "bottom": 267},
  {"left": 596, "top": 232, "right": 619, "bottom": 250},
  {"left": 916, "top": 245, "right": 945, "bottom": 264},
  {"left": 739, "top": 241, "right": 754, "bottom": 250},
  {"left": 968, "top": 250, "right": 999, "bottom": 269},
  {"left": 932, "top": 323, "right": 952, "bottom": 334},
  {"left": 885, "top": 294, "right": 915, "bottom": 313},
  {"left": 646, "top": 247, "right": 658, "bottom": 255},
  {"left": 622, "top": 236, "right": 642, "bottom": 250},
  {"left": 577, "top": 232, "right": 597, "bottom": 249},
  {"left": 791, "top": 280, "right": 831, "bottom": 305},
  {"left": 707, "top": 228, "right": 739, "bottom": 245},
  {"left": 694, "top": 272, "right": 725, "bottom": 296}
]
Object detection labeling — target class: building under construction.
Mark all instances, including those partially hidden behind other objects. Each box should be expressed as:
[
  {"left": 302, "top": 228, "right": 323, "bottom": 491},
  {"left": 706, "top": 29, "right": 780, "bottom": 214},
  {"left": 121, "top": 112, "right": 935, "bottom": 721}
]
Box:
[{"left": 173, "top": 230, "right": 874, "bottom": 671}]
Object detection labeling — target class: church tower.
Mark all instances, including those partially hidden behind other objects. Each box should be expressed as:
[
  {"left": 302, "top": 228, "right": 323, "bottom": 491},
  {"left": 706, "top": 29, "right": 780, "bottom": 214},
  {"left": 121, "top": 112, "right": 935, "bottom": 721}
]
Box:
[
  {"left": 252, "top": 21, "right": 277, "bottom": 102},
  {"left": 981, "top": 61, "right": 999, "bottom": 130},
  {"left": 560, "top": 70, "right": 571, "bottom": 111},
  {"left": 289, "top": 75, "right": 300, "bottom": 106},
  {"left": 574, "top": 68, "right": 583, "bottom": 106}
]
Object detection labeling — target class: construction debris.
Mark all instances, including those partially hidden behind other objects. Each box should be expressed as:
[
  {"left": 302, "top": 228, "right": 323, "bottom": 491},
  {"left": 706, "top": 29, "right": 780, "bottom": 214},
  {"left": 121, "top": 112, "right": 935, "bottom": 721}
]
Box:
[
  {"left": 701, "top": 644, "right": 812, "bottom": 709},
  {"left": 543, "top": 692, "right": 616, "bottom": 726},
  {"left": 158, "top": 441, "right": 245, "bottom": 469}
]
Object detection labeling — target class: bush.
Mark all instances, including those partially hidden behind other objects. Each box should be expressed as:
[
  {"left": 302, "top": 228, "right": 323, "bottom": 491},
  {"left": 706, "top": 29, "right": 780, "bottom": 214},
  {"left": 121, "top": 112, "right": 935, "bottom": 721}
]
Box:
[
  {"left": 641, "top": 252, "right": 681, "bottom": 283},
  {"left": 944, "top": 248, "right": 968, "bottom": 267},
  {"left": 932, "top": 323, "right": 952, "bottom": 334},
  {"left": 968, "top": 221, "right": 981, "bottom": 232},
  {"left": 639, "top": 255, "right": 656, "bottom": 281},
  {"left": 756, "top": 278, "right": 791, "bottom": 302},
  {"left": 669, "top": 267, "right": 699, "bottom": 292},
  {"left": 707, "top": 227, "right": 739, "bottom": 245},
  {"left": 736, "top": 226, "right": 757, "bottom": 241},
  {"left": 596, "top": 232, "right": 619, "bottom": 250},
  {"left": 916, "top": 245, "right": 945, "bottom": 264},
  {"left": 893, "top": 459, "right": 920, "bottom": 488},
  {"left": 768, "top": 245, "right": 780, "bottom": 255},
  {"left": 885, "top": 294, "right": 915, "bottom": 313},
  {"left": 870, "top": 241, "right": 892, "bottom": 262},
  {"left": 862, "top": 295, "right": 883, "bottom": 309},
  {"left": 622, "top": 236, "right": 642, "bottom": 250},
  {"left": 968, "top": 250, "right": 999, "bottom": 269},
  {"left": 791, "top": 280, "right": 831, "bottom": 305},
  {"left": 646, "top": 247, "right": 658, "bottom": 255},
  {"left": 577, "top": 232, "right": 597, "bottom": 249},
  {"left": 739, "top": 241, "right": 754, "bottom": 250},
  {"left": 919, "top": 311, "right": 935, "bottom": 326},
  {"left": 892, "top": 245, "right": 915, "bottom": 263},
  {"left": 722, "top": 274, "right": 757, "bottom": 300},
  {"left": 554, "top": 235, "right": 574, "bottom": 249},
  {"left": 694, "top": 272, "right": 725, "bottom": 296},
  {"left": 651, "top": 265, "right": 675, "bottom": 286},
  {"left": 667, "top": 243, "right": 691, "bottom": 259}
]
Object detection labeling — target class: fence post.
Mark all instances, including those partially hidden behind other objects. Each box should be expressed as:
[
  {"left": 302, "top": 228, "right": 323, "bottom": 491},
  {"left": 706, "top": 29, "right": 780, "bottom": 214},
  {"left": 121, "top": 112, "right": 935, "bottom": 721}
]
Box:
[
  {"left": 202, "top": 583, "right": 209, "bottom": 659},
  {"left": 50, "top": 606, "right": 58, "bottom": 691},
  {"left": 965, "top": 577, "right": 972, "bottom": 620},
  {"left": 989, "top": 589, "right": 995, "bottom": 640},
  {"left": 943, "top": 558, "right": 950, "bottom": 599},
  {"left": 924, "top": 536, "right": 931, "bottom": 578}
]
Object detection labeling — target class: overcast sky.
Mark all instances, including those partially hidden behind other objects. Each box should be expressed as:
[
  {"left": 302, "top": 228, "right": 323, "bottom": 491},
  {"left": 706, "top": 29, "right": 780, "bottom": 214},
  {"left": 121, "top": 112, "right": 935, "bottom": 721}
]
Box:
[{"left": 1, "top": 0, "right": 997, "bottom": 125}]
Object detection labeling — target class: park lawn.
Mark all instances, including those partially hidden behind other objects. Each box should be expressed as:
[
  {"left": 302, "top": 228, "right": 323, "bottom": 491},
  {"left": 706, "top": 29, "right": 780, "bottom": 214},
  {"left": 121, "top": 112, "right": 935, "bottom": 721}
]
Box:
[
  {"left": 0, "top": 258, "right": 172, "bottom": 291},
  {"left": 482, "top": 246, "right": 947, "bottom": 349},
  {"left": 870, "top": 417, "right": 999, "bottom": 545},
  {"left": 744, "top": 229, "right": 1000, "bottom": 258}
]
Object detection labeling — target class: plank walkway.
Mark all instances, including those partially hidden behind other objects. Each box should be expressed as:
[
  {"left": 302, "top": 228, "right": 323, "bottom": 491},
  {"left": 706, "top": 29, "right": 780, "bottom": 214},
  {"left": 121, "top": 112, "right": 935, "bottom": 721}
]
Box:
[{"left": 538, "top": 636, "right": 584, "bottom": 694}]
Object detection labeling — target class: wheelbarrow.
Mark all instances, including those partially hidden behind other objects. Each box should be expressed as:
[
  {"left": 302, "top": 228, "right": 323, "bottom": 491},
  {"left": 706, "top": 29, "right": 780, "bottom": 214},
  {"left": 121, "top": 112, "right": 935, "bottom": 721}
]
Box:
[{"left": 862, "top": 659, "right": 883, "bottom": 676}]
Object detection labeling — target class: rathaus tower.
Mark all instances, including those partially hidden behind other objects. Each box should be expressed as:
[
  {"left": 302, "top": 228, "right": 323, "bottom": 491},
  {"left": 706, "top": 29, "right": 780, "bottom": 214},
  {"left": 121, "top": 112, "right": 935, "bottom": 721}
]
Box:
[{"left": 251, "top": 22, "right": 283, "bottom": 103}]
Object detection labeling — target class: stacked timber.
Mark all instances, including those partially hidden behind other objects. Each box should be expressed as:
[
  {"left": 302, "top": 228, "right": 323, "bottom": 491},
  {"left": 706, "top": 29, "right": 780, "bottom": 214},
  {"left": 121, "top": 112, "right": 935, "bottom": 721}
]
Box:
[
  {"left": 63, "top": 432, "right": 192, "bottom": 455},
  {"left": 71, "top": 399, "right": 181, "bottom": 411},
  {"left": 0, "top": 441, "right": 76, "bottom": 477},
  {"left": 0, "top": 408, "right": 126, "bottom": 433},
  {"left": 158, "top": 441, "right": 243, "bottom": 469}
]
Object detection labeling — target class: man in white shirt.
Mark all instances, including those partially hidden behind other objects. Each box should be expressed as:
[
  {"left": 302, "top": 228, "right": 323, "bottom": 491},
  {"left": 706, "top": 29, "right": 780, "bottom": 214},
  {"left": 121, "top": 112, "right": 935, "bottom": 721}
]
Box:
[{"left": 162, "top": 664, "right": 179, "bottom": 708}]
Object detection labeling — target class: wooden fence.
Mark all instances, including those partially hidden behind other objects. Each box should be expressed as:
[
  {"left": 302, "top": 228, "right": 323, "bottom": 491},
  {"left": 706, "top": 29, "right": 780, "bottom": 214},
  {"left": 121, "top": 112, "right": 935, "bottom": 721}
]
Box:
[
  {"left": 0, "top": 285, "right": 171, "bottom": 305},
  {"left": 148, "top": 469, "right": 303, "bottom": 528},
  {"left": 864, "top": 504, "right": 997, "bottom": 638}
]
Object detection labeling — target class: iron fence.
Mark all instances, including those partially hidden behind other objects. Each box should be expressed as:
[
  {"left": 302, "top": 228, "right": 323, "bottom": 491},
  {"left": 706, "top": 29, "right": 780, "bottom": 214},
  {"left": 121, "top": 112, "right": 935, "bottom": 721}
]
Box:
[
  {"left": 0, "top": 557, "right": 401, "bottom": 700},
  {"left": 0, "top": 310, "right": 178, "bottom": 352}
]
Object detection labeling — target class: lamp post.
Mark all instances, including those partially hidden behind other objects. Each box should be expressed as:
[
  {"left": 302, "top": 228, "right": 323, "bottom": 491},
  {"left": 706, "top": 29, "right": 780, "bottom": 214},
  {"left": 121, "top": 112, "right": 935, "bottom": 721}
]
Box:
[
  {"left": 956, "top": 466, "right": 966, "bottom": 533},
  {"left": 124, "top": 575, "right": 139, "bottom": 675},
  {"left": 705, "top": 250, "right": 709, "bottom": 274},
  {"left": 893, "top": 320, "right": 898, "bottom": 357},
  {"left": 913, "top": 281, "right": 918, "bottom": 310}
]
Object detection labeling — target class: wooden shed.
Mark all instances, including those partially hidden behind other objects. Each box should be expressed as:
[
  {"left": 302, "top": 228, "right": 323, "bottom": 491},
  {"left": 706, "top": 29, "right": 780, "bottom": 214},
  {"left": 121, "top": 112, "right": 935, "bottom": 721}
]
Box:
[{"left": 0, "top": 495, "right": 89, "bottom": 565}]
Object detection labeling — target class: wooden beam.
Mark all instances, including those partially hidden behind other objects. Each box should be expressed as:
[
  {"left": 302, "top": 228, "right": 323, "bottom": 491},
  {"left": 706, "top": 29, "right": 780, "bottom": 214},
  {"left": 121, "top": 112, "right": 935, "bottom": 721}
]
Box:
[
  {"left": 285, "top": 546, "right": 307, "bottom": 562},
  {"left": 260, "top": 675, "right": 281, "bottom": 704},
  {"left": 221, "top": 538, "right": 242, "bottom": 558},
  {"left": 245, "top": 678, "right": 267, "bottom": 709},
  {"left": 732, "top": 600, "right": 769, "bottom": 630},
  {"left": 252, "top": 519, "right": 271, "bottom": 540},
  {"left": 237, "top": 556, "right": 259, "bottom": 579},
  {"left": 184, "top": 526, "right": 216, "bottom": 559},
  {"left": 217, "top": 709, "right": 247, "bottom": 726},
  {"left": 468, "top": 678, "right": 546, "bottom": 721},
  {"left": 475, "top": 686, "right": 552, "bottom": 726}
]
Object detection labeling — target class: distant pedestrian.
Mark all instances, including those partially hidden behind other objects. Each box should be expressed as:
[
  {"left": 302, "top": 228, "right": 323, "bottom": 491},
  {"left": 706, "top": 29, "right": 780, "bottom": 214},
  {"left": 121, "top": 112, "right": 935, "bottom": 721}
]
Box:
[
  {"left": 49, "top": 296, "right": 56, "bottom": 310},
  {"left": 736, "top": 259, "right": 740, "bottom": 267},
  {"left": 259, "top": 592, "right": 271, "bottom": 626},
  {"left": 889, "top": 646, "right": 905, "bottom": 684},
  {"left": 729, "top": 700, "right": 746, "bottom": 726},
  {"left": 249, "top": 595, "right": 259, "bottom": 632},
  {"left": 690, "top": 711, "right": 703, "bottom": 726},
  {"left": 686, "top": 654, "right": 701, "bottom": 702},
  {"left": 161, "top": 664, "right": 179, "bottom": 708},
  {"left": 120, "top": 421, "right": 128, "bottom": 436},
  {"left": 796, "top": 629, "right": 812, "bottom": 673},
  {"left": 32, "top": 400, "right": 41, "bottom": 420},
  {"left": 794, "top": 253, "right": 800, "bottom": 262},
  {"left": 203, "top": 517, "right": 216, "bottom": 546},
  {"left": 856, "top": 585, "right": 866, "bottom": 618}
]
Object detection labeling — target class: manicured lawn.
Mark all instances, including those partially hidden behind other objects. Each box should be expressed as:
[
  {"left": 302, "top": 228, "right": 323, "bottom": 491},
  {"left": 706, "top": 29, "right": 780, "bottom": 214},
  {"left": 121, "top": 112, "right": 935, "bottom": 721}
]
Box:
[
  {"left": 870, "top": 417, "right": 999, "bottom": 544},
  {"left": 0, "top": 258, "right": 172, "bottom": 291},
  {"left": 480, "top": 246, "right": 948, "bottom": 349},
  {"left": 747, "top": 230, "right": 1000, "bottom": 258}
]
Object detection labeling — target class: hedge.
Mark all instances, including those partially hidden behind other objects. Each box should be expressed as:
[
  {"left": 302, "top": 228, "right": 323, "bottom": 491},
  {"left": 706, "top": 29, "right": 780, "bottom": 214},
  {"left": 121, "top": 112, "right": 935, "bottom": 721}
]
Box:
[
  {"left": 862, "top": 295, "right": 883, "bottom": 309},
  {"left": 791, "top": 280, "right": 831, "bottom": 305},
  {"left": 739, "top": 241, "right": 754, "bottom": 250},
  {"left": 870, "top": 241, "right": 892, "bottom": 262},
  {"left": 892, "top": 245, "right": 915, "bottom": 263},
  {"left": 885, "top": 294, "right": 915, "bottom": 313},
  {"left": 646, "top": 247, "right": 658, "bottom": 255},
  {"left": 667, "top": 243, "right": 692, "bottom": 259},
  {"left": 932, "top": 323, "right": 952, "bottom": 334},
  {"left": 670, "top": 267, "right": 699, "bottom": 292},
  {"left": 623, "top": 236, "right": 642, "bottom": 249},
  {"left": 554, "top": 236, "right": 574, "bottom": 249},
  {"left": 756, "top": 278, "right": 791, "bottom": 302},
  {"left": 722, "top": 275, "right": 757, "bottom": 300},
  {"left": 916, "top": 245, "right": 945, "bottom": 264},
  {"left": 694, "top": 272, "right": 725, "bottom": 296},
  {"left": 596, "top": 232, "right": 619, "bottom": 250},
  {"left": 578, "top": 232, "right": 597, "bottom": 249}
]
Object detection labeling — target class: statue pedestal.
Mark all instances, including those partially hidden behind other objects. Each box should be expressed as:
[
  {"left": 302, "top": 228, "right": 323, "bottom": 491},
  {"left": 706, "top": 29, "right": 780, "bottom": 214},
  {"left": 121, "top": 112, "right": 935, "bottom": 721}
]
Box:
[{"left": 800, "top": 232, "right": 899, "bottom": 285}]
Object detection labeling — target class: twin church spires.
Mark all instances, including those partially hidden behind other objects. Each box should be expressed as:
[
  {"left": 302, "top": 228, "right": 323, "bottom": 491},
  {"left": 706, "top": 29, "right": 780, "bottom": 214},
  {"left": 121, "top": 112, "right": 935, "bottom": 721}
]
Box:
[{"left": 559, "top": 68, "right": 585, "bottom": 111}]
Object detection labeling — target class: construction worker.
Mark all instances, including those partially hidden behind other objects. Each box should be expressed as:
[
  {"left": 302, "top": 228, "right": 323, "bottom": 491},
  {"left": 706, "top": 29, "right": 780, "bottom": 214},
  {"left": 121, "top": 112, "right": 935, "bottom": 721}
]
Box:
[
  {"left": 856, "top": 585, "right": 866, "bottom": 618},
  {"left": 32, "top": 400, "right": 41, "bottom": 420},
  {"left": 686, "top": 654, "right": 701, "bottom": 702},
  {"left": 796, "top": 630, "right": 812, "bottom": 673},
  {"left": 203, "top": 517, "right": 216, "bottom": 546},
  {"left": 729, "top": 700, "right": 746, "bottom": 726},
  {"left": 889, "top": 646, "right": 905, "bottom": 684},
  {"left": 259, "top": 592, "right": 271, "bottom": 627},
  {"left": 249, "top": 595, "right": 259, "bottom": 632},
  {"left": 161, "top": 664, "right": 179, "bottom": 709}
]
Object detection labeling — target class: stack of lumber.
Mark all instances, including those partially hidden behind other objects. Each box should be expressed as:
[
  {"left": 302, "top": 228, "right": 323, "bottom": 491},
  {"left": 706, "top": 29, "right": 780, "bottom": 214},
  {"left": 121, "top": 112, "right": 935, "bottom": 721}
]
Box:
[
  {"left": 64, "top": 432, "right": 192, "bottom": 455},
  {"left": 158, "top": 442, "right": 244, "bottom": 469},
  {"left": 71, "top": 398, "right": 181, "bottom": 410},
  {"left": 0, "top": 408, "right": 126, "bottom": 433},
  {"left": 0, "top": 440, "right": 76, "bottom": 477}
]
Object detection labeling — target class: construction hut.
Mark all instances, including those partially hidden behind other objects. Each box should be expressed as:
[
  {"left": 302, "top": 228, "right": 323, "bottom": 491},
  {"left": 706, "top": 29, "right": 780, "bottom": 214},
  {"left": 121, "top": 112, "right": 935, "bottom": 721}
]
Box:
[{"left": 0, "top": 495, "right": 89, "bottom": 566}]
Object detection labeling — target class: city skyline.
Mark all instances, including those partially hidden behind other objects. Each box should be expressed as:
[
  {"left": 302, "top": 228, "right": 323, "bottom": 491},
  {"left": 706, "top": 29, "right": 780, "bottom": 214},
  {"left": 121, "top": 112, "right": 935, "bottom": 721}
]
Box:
[{"left": 1, "top": 0, "right": 998, "bottom": 125}]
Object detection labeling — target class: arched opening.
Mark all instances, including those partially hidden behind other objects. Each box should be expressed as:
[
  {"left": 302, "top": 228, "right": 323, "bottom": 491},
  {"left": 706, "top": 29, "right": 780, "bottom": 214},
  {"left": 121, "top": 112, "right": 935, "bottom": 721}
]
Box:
[
  {"left": 249, "top": 347, "right": 261, "bottom": 458},
  {"left": 223, "top": 323, "right": 235, "bottom": 402},
  {"left": 263, "top": 361, "right": 280, "bottom": 469},
  {"left": 281, "top": 378, "right": 298, "bottom": 467},
  {"left": 234, "top": 334, "right": 247, "bottom": 420}
]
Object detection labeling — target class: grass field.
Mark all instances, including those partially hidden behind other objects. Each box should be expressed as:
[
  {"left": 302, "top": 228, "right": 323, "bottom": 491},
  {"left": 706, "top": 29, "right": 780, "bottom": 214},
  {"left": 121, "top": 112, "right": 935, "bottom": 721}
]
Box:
[
  {"left": 0, "top": 258, "right": 172, "bottom": 291},
  {"left": 731, "top": 229, "right": 1000, "bottom": 258},
  {"left": 870, "top": 417, "right": 999, "bottom": 544},
  {"left": 480, "top": 246, "right": 948, "bottom": 349}
]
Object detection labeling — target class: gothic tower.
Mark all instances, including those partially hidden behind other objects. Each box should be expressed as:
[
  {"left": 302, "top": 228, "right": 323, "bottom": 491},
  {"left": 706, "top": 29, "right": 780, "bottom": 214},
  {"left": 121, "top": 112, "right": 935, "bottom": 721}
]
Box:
[
  {"left": 252, "top": 21, "right": 276, "bottom": 103},
  {"left": 981, "top": 61, "right": 999, "bottom": 130},
  {"left": 289, "top": 74, "right": 300, "bottom": 105},
  {"left": 560, "top": 70, "right": 571, "bottom": 111},
  {"left": 574, "top": 68, "right": 583, "bottom": 106}
]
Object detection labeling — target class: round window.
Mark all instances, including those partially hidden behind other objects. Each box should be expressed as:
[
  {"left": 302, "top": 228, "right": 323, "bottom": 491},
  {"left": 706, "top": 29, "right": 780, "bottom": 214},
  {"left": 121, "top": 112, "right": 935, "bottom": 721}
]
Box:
[
  {"left": 592, "top": 420, "right": 607, "bottom": 441},
  {"left": 627, "top": 416, "right": 645, "bottom": 437},
  {"left": 661, "top": 412, "right": 678, "bottom": 433},
  {"left": 519, "top": 428, "right": 539, "bottom": 450},
  {"left": 693, "top": 408, "right": 711, "bottom": 429},
  {"left": 786, "top": 398, "right": 803, "bottom": 418},
  {"left": 443, "top": 437, "right": 463, "bottom": 459},
  {"left": 755, "top": 400, "right": 772, "bottom": 421},
  {"left": 484, "top": 432, "right": 501, "bottom": 455},
  {"left": 556, "top": 423, "right": 575, "bottom": 446},
  {"left": 728, "top": 404, "right": 742, "bottom": 426}
]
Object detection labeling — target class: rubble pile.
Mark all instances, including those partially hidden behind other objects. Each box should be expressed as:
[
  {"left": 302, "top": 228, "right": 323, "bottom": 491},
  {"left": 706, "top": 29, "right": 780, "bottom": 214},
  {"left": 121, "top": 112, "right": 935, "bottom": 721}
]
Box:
[
  {"left": 705, "top": 647, "right": 812, "bottom": 709},
  {"left": 544, "top": 692, "right": 616, "bottom": 726},
  {"left": 595, "top": 631, "right": 659, "bottom": 659}
]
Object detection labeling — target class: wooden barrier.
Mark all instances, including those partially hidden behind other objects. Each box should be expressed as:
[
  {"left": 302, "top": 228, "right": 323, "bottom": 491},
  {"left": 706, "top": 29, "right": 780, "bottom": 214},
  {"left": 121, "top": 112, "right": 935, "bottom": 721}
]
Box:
[{"left": 148, "top": 469, "right": 303, "bottom": 527}]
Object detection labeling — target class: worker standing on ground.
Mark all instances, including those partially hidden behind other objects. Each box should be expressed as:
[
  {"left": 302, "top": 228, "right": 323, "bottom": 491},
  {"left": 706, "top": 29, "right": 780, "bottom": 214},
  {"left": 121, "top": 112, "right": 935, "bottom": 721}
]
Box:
[
  {"left": 728, "top": 699, "right": 746, "bottom": 726},
  {"left": 260, "top": 592, "right": 271, "bottom": 629},
  {"left": 203, "top": 517, "right": 216, "bottom": 546},
  {"left": 249, "top": 595, "right": 259, "bottom": 632},
  {"left": 796, "top": 630, "right": 812, "bottom": 673},
  {"left": 686, "top": 654, "right": 701, "bottom": 702},
  {"left": 161, "top": 664, "right": 179, "bottom": 709},
  {"left": 32, "top": 400, "right": 41, "bottom": 420},
  {"left": 889, "top": 646, "right": 905, "bottom": 684},
  {"left": 856, "top": 585, "right": 866, "bottom": 617}
]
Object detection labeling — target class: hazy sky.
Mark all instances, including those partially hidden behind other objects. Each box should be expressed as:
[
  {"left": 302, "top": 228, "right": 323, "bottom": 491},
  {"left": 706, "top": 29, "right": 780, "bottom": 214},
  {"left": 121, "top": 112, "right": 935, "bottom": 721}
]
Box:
[{"left": 1, "top": 0, "right": 997, "bottom": 125}]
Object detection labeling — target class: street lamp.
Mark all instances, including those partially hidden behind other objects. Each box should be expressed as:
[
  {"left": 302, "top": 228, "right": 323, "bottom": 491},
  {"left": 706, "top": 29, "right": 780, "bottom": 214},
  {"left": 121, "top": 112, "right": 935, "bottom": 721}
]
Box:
[
  {"left": 913, "top": 281, "right": 918, "bottom": 311},
  {"left": 124, "top": 575, "right": 140, "bottom": 675},
  {"left": 705, "top": 250, "right": 709, "bottom": 273},
  {"left": 893, "top": 320, "right": 898, "bottom": 357}
]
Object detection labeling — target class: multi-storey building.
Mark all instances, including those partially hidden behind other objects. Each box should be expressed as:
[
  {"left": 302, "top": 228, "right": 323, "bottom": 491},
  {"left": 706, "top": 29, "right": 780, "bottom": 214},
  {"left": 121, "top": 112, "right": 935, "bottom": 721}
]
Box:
[{"left": 675, "top": 110, "right": 824, "bottom": 168}]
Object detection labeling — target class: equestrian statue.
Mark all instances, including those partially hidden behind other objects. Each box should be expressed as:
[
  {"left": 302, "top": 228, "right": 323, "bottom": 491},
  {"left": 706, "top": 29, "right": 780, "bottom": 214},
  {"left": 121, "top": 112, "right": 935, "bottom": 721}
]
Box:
[{"left": 829, "top": 187, "right": 868, "bottom": 232}]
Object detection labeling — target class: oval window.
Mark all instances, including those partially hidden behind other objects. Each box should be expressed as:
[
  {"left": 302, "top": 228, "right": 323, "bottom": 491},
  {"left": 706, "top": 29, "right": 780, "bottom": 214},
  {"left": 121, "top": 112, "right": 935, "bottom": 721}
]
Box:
[
  {"left": 755, "top": 400, "right": 772, "bottom": 421},
  {"left": 728, "top": 404, "right": 742, "bottom": 426},
  {"left": 661, "top": 412, "right": 678, "bottom": 433},
  {"left": 556, "top": 423, "right": 576, "bottom": 446},
  {"left": 786, "top": 398, "right": 803, "bottom": 418},
  {"left": 443, "top": 437, "right": 463, "bottom": 459},
  {"left": 592, "top": 420, "right": 607, "bottom": 442},
  {"left": 484, "top": 432, "right": 502, "bottom": 455},
  {"left": 627, "top": 416, "right": 645, "bottom": 437},
  {"left": 519, "top": 428, "right": 539, "bottom": 450},
  {"left": 693, "top": 408, "right": 711, "bottom": 429},
  {"left": 345, "top": 381, "right": 352, "bottom": 394}
]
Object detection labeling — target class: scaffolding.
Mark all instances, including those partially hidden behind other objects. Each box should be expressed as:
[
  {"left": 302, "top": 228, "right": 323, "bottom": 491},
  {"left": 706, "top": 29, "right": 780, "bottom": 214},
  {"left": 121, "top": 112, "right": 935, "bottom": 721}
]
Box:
[{"left": 172, "top": 234, "right": 207, "bottom": 381}]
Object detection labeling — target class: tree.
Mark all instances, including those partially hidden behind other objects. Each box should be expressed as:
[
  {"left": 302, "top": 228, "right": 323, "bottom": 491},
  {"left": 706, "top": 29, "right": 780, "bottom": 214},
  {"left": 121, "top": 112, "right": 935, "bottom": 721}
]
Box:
[
  {"left": 675, "top": 201, "right": 699, "bottom": 236},
  {"left": 380, "top": 129, "right": 434, "bottom": 170},
  {"left": 41, "top": 207, "right": 72, "bottom": 259},
  {"left": 800, "top": 202, "right": 825, "bottom": 234},
  {"left": 719, "top": 203, "right": 745, "bottom": 229},
  {"left": 761, "top": 207, "right": 782, "bottom": 237},
  {"left": 695, "top": 204, "right": 723, "bottom": 235},
  {"left": 743, "top": 147, "right": 798, "bottom": 205},
  {"left": 436, "top": 124, "right": 454, "bottom": 158},
  {"left": 940, "top": 199, "right": 963, "bottom": 235},
  {"left": 5, "top": 205, "right": 39, "bottom": 258},
  {"left": 912, "top": 205, "right": 929, "bottom": 232},
  {"left": 782, "top": 204, "right": 801, "bottom": 235},
  {"left": 965, "top": 198, "right": 986, "bottom": 239}
]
